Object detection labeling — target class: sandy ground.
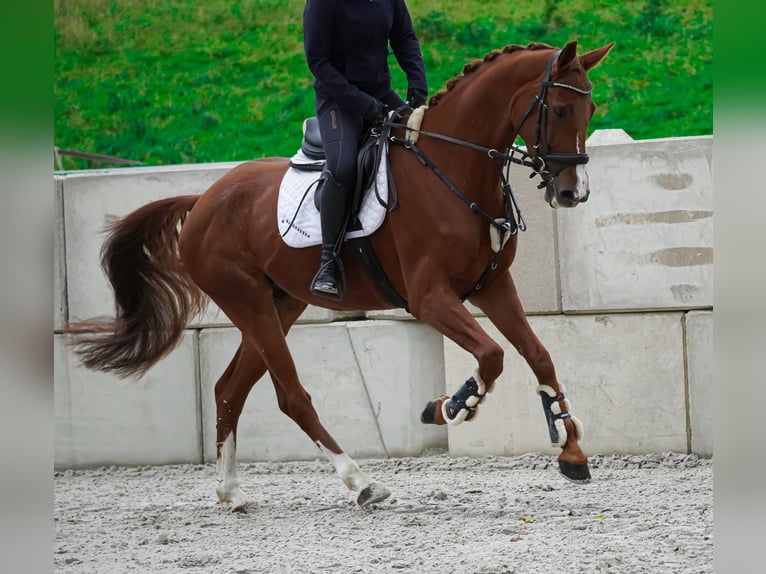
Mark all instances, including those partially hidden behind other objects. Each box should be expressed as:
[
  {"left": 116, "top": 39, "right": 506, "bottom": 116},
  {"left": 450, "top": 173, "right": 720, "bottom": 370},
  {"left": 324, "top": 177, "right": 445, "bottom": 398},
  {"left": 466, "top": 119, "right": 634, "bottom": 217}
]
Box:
[{"left": 54, "top": 452, "right": 712, "bottom": 574}]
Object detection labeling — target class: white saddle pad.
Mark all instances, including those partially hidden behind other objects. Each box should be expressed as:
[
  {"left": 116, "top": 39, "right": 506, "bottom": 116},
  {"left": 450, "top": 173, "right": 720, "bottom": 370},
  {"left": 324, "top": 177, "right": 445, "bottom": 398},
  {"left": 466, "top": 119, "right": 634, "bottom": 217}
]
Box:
[{"left": 277, "top": 142, "right": 390, "bottom": 248}]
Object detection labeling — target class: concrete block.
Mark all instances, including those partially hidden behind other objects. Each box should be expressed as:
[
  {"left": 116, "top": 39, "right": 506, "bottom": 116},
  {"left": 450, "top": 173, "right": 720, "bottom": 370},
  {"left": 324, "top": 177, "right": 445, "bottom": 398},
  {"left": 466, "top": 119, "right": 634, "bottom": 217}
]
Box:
[
  {"left": 345, "top": 321, "right": 447, "bottom": 456},
  {"left": 686, "top": 311, "right": 713, "bottom": 456},
  {"left": 445, "top": 313, "right": 687, "bottom": 456},
  {"left": 558, "top": 136, "right": 713, "bottom": 312},
  {"left": 367, "top": 168, "right": 560, "bottom": 320},
  {"left": 54, "top": 176, "right": 66, "bottom": 331},
  {"left": 62, "top": 163, "right": 240, "bottom": 328},
  {"left": 199, "top": 321, "right": 446, "bottom": 462},
  {"left": 296, "top": 306, "right": 366, "bottom": 324},
  {"left": 587, "top": 129, "right": 634, "bottom": 145},
  {"left": 507, "top": 169, "right": 560, "bottom": 314},
  {"left": 61, "top": 164, "right": 368, "bottom": 329},
  {"left": 54, "top": 331, "right": 201, "bottom": 468}
]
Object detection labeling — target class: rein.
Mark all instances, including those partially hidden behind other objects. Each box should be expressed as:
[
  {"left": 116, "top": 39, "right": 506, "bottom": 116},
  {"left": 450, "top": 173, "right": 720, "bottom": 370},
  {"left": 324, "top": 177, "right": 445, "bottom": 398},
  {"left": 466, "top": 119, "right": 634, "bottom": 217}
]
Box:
[{"left": 384, "top": 50, "right": 594, "bottom": 299}]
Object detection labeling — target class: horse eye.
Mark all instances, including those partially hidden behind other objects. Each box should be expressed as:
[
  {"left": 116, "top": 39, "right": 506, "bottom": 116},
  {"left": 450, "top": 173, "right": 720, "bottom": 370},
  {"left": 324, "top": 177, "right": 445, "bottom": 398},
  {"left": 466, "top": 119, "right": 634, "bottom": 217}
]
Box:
[{"left": 553, "top": 106, "right": 566, "bottom": 118}]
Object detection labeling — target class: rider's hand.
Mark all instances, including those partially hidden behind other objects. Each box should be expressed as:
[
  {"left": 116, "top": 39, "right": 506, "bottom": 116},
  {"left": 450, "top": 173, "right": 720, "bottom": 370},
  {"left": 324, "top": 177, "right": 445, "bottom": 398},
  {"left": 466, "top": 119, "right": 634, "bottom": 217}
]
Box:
[
  {"left": 406, "top": 87, "right": 427, "bottom": 109},
  {"left": 363, "top": 100, "right": 388, "bottom": 125}
]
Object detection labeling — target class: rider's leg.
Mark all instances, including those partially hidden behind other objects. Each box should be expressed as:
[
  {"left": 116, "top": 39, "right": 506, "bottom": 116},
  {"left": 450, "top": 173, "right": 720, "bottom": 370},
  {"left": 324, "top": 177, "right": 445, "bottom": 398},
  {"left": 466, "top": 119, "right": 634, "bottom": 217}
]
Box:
[{"left": 310, "top": 98, "right": 362, "bottom": 298}]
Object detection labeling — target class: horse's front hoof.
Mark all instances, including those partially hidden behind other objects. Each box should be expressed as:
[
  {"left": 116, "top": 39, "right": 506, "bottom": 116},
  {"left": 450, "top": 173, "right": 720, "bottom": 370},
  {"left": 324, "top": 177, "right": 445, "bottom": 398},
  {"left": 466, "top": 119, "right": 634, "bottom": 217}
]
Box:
[
  {"left": 420, "top": 397, "right": 448, "bottom": 425},
  {"left": 357, "top": 483, "right": 391, "bottom": 507},
  {"left": 558, "top": 459, "right": 592, "bottom": 484}
]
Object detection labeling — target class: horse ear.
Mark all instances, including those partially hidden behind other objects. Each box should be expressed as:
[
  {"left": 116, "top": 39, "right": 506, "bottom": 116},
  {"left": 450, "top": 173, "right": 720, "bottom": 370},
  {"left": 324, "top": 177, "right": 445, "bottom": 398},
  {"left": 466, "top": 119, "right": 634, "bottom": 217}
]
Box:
[
  {"left": 580, "top": 42, "right": 615, "bottom": 71},
  {"left": 556, "top": 41, "right": 579, "bottom": 71}
]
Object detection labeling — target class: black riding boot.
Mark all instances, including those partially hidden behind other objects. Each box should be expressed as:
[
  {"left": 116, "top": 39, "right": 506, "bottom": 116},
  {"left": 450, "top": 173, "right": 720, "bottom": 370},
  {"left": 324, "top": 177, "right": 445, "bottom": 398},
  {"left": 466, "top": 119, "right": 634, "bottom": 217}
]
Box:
[{"left": 310, "top": 172, "right": 349, "bottom": 298}]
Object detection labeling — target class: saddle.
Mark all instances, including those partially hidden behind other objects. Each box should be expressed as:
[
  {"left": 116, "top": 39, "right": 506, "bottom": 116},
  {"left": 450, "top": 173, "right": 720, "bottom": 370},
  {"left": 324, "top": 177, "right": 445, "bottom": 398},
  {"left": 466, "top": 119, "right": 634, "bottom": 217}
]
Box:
[
  {"left": 292, "top": 116, "right": 395, "bottom": 216},
  {"left": 286, "top": 115, "right": 407, "bottom": 310}
]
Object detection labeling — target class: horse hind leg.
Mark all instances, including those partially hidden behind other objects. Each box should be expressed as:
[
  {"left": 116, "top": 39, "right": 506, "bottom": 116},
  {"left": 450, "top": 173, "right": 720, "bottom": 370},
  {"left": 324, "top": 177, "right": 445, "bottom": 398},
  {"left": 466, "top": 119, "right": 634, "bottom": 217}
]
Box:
[
  {"left": 213, "top": 342, "right": 264, "bottom": 511},
  {"left": 218, "top": 273, "right": 389, "bottom": 508},
  {"left": 265, "top": 327, "right": 390, "bottom": 507},
  {"left": 213, "top": 296, "right": 307, "bottom": 511}
]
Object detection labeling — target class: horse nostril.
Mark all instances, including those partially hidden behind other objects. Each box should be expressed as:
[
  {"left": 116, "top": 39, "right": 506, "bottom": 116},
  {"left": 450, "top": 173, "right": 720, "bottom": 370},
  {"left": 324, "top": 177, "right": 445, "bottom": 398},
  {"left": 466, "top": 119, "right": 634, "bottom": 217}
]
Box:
[{"left": 559, "top": 189, "right": 578, "bottom": 202}]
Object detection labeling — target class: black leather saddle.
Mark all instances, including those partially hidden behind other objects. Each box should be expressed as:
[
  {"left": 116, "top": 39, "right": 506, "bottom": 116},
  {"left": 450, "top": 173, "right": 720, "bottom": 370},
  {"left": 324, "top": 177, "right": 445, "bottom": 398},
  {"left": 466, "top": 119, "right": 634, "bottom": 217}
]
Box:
[{"left": 294, "top": 117, "right": 385, "bottom": 213}]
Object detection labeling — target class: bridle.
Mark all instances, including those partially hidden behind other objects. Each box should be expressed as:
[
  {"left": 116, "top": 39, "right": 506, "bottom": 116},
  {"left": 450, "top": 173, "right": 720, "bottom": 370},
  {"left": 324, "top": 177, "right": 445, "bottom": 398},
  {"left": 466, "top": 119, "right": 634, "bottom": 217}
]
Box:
[
  {"left": 386, "top": 50, "right": 593, "bottom": 232},
  {"left": 515, "top": 49, "right": 593, "bottom": 184},
  {"left": 382, "top": 49, "right": 595, "bottom": 297}
]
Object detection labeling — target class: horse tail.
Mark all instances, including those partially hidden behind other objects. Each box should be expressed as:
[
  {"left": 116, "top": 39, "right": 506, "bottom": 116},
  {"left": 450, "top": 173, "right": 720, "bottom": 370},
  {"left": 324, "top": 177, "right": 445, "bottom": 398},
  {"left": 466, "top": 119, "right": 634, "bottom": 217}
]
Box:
[{"left": 68, "top": 195, "right": 206, "bottom": 378}]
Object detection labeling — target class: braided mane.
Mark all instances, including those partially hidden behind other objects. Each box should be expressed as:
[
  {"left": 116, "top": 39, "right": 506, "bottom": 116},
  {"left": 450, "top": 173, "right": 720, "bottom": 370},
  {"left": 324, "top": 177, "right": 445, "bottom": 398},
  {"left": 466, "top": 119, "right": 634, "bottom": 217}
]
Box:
[{"left": 428, "top": 43, "right": 555, "bottom": 108}]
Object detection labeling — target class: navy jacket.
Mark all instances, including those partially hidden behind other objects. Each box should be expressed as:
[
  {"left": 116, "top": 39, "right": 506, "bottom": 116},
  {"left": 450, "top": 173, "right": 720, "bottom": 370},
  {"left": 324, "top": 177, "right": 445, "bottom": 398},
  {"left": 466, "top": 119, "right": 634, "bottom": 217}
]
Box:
[{"left": 303, "top": 0, "right": 427, "bottom": 116}]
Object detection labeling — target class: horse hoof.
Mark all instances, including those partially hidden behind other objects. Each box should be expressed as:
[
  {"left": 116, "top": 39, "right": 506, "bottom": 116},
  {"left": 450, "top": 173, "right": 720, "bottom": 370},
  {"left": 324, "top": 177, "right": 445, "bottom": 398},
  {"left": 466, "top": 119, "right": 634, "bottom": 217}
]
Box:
[
  {"left": 231, "top": 501, "right": 249, "bottom": 513},
  {"left": 420, "top": 398, "right": 447, "bottom": 425},
  {"left": 216, "top": 487, "right": 250, "bottom": 511},
  {"left": 558, "top": 459, "right": 592, "bottom": 484},
  {"left": 357, "top": 483, "right": 391, "bottom": 507}
]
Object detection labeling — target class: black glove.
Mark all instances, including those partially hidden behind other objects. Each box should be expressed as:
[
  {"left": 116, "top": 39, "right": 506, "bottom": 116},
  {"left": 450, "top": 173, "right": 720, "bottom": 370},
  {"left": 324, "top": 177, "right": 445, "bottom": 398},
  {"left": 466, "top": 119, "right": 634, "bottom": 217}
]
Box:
[
  {"left": 363, "top": 100, "right": 388, "bottom": 125},
  {"left": 406, "top": 87, "right": 427, "bottom": 109}
]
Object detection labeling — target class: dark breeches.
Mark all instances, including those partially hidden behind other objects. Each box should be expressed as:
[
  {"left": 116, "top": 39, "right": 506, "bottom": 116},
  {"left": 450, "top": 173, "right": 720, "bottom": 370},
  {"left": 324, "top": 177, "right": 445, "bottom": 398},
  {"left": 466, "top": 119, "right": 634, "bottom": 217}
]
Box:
[{"left": 315, "top": 92, "right": 405, "bottom": 192}]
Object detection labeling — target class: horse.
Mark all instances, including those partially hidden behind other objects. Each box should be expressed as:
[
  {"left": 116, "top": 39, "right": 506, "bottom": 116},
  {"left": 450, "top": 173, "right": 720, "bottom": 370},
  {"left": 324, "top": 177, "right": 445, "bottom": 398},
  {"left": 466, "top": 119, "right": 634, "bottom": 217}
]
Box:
[{"left": 69, "top": 40, "right": 613, "bottom": 511}]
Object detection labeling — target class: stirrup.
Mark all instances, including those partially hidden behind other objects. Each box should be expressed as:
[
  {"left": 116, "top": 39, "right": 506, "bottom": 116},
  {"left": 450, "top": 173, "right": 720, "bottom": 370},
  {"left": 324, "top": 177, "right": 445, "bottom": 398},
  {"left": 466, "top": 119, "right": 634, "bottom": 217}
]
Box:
[
  {"left": 310, "top": 260, "right": 343, "bottom": 300},
  {"left": 311, "top": 278, "right": 340, "bottom": 297}
]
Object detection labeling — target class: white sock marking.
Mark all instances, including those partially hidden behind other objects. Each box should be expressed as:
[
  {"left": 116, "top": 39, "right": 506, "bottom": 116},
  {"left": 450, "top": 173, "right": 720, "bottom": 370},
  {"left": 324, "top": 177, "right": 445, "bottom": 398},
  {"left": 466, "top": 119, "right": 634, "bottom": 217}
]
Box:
[
  {"left": 316, "top": 442, "right": 371, "bottom": 491},
  {"left": 216, "top": 433, "right": 247, "bottom": 508}
]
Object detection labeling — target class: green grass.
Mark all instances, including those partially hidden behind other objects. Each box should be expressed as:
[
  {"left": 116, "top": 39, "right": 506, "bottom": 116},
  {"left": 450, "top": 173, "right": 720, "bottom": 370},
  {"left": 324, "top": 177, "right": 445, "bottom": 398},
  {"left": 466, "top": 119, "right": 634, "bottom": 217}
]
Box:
[{"left": 54, "top": 0, "right": 712, "bottom": 169}]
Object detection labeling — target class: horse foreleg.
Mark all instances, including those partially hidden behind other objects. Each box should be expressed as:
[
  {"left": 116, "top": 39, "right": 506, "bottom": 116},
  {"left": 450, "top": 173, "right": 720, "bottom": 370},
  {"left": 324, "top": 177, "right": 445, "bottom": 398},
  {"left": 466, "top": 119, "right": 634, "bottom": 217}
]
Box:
[
  {"left": 413, "top": 288, "right": 505, "bottom": 426},
  {"left": 213, "top": 296, "right": 307, "bottom": 511},
  {"left": 469, "top": 271, "right": 590, "bottom": 483}
]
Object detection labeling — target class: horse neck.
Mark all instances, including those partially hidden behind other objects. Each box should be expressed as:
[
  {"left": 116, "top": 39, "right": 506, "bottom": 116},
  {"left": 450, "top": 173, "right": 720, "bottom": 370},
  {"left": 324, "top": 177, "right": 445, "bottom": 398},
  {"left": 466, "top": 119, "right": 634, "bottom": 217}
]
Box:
[{"left": 421, "top": 50, "right": 549, "bottom": 207}]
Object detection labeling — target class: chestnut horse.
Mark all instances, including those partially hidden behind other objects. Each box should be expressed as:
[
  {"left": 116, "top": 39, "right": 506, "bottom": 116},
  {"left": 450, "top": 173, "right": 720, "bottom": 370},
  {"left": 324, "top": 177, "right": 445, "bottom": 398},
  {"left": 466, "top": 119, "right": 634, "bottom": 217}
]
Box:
[{"left": 71, "top": 41, "right": 613, "bottom": 510}]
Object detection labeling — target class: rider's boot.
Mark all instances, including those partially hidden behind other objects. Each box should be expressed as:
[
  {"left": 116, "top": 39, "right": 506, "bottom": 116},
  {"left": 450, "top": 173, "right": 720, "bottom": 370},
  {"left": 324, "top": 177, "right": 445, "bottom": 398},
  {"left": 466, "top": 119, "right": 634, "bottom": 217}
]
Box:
[{"left": 310, "top": 172, "right": 348, "bottom": 299}]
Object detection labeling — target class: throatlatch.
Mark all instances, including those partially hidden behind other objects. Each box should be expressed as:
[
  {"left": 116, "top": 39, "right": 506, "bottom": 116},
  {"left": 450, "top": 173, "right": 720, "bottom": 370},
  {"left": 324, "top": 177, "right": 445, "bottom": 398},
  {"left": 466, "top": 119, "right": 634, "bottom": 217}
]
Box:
[
  {"left": 442, "top": 370, "right": 490, "bottom": 425},
  {"left": 536, "top": 383, "right": 584, "bottom": 447}
]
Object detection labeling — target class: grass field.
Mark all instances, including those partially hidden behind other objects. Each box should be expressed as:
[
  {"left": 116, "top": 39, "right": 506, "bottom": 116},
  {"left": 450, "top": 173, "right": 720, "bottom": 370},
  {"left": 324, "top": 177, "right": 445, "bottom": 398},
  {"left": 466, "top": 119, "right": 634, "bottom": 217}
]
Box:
[{"left": 54, "top": 0, "right": 712, "bottom": 169}]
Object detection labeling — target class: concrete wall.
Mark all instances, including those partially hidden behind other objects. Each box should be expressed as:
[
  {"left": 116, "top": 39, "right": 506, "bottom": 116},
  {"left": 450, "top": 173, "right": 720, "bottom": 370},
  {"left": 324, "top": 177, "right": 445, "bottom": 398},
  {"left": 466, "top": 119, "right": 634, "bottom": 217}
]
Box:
[{"left": 54, "top": 132, "right": 713, "bottom": 467}]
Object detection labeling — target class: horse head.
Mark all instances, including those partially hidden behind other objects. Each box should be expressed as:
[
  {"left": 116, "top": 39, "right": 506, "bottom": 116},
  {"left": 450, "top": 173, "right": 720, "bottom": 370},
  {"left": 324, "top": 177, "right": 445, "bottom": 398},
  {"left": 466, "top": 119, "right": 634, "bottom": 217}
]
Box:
[{"left": 511, "top": 41, "right": 614, "bottom": 208}]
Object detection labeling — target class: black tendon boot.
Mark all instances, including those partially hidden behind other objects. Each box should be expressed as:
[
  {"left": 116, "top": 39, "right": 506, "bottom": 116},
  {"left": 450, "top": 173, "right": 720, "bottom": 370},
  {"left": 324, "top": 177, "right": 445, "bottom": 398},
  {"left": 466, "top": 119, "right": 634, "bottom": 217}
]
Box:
[{"left": 310, "top": 173, "right": 349, "bottom": 299}]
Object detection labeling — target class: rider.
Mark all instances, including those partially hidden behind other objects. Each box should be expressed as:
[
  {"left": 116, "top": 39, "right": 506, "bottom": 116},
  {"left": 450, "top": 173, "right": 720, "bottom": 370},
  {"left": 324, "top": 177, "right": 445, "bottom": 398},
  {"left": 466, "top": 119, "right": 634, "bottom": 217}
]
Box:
[{"left": 303, "top": 0, "right": 428, "bottom": 299}]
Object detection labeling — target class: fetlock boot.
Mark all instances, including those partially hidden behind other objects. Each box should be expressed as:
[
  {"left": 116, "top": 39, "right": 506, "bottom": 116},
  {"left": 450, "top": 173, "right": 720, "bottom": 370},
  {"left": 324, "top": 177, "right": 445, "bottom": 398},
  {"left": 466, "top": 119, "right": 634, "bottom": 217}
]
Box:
[{"left": 310, "top": 173, "right": 349, "bottom": 298}]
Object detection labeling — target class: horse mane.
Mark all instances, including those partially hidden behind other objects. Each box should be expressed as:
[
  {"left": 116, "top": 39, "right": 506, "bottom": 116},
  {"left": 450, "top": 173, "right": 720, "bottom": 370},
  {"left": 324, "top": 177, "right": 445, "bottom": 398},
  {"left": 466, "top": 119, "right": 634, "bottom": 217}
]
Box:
[{"left": 428, "top": 43, "right": 555, "bottom": 108}]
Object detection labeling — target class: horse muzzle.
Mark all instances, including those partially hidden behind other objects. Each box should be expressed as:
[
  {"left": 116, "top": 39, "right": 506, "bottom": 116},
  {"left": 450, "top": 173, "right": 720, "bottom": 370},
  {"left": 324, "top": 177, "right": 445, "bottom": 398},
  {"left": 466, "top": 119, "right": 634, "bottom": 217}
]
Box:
[
  {"left": 541, "top": 153, "right": 590, "bottom": 208},
  {"left": 548, "top": 186, "right": 589, "bottom": 208}
]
